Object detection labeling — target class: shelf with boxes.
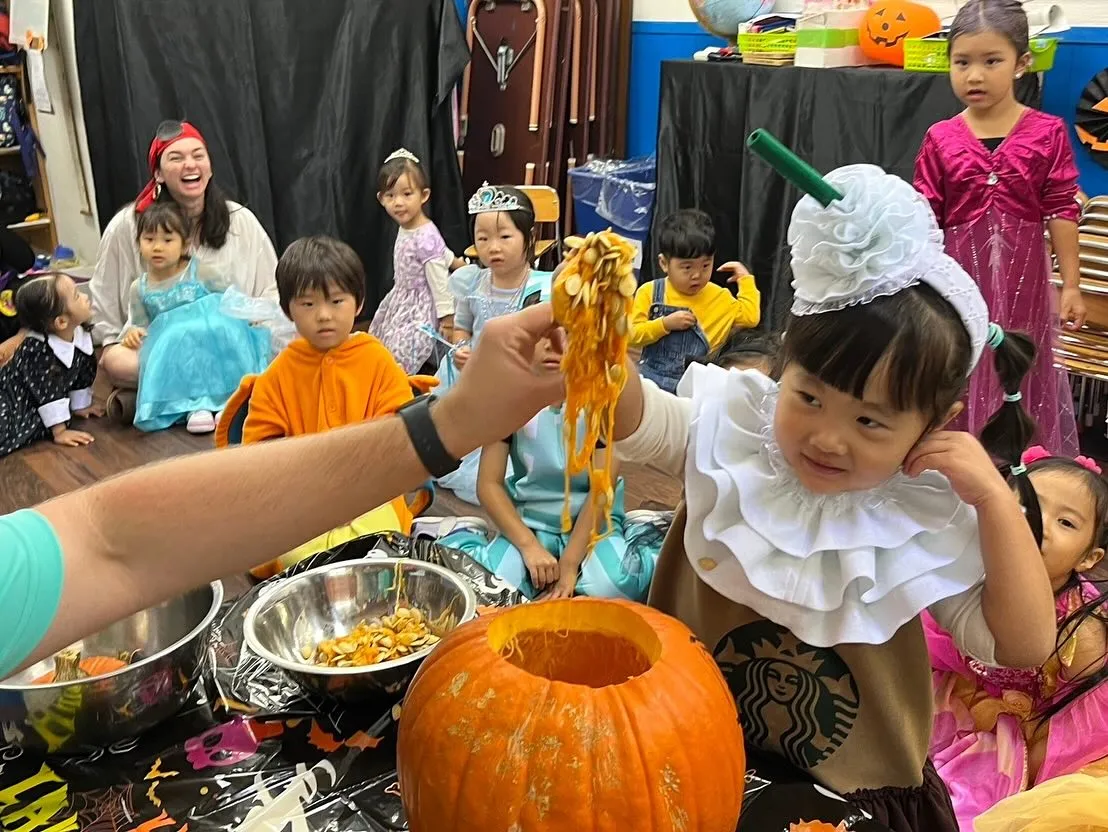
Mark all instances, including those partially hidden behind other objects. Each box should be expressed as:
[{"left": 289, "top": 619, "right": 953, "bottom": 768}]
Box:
[{"left": 0, "top": 61, "right": 57, "bottom": 255}]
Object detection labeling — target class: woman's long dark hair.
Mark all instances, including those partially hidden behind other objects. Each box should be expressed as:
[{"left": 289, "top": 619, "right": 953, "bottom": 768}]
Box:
[{"left": 1025, "top": 457, "right": 1108, "bottom": 724}]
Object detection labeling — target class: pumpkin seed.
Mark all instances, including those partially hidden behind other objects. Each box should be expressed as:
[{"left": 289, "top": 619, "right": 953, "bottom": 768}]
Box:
[
  {"left": 618, "top": 275, "right": 637, "bottom": 297},
  {"left": 615, "top": 315, "right": 628, "bottom": 336},
  {"left": 563, "top": 274, "right": 582, "bottom": 297},
  {"left": 582, "top": 247, "right": 599, "bottom": 266},
  {"left": 564, "top": 235, "right": 586, "bottom": 249}
]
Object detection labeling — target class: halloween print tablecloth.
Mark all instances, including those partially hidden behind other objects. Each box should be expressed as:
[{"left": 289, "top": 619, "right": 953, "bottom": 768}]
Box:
[{"left": 0, "top": 533, "right": 891, "bottom": 832}]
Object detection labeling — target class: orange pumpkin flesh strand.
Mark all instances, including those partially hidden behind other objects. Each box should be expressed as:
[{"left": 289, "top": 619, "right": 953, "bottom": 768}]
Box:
[
  {"left": 396, "top": 599, "right": 746, "bottom": 831},
  {"left": 552, "top": 231, "right": 637, "bottom": 548}
]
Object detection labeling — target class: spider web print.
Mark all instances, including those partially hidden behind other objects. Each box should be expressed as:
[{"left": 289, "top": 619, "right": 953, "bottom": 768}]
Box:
[{"left": 69, "top": 783, "right": 137, "bottom": 832}]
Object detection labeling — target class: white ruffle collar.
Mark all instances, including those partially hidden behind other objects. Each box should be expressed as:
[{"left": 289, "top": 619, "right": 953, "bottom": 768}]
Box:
[
  {"left": 27, "top": 327, "right": 93, "bottom": 368},
  {"left": 679, "top": 364, "right": 984, "bottom": 647}
]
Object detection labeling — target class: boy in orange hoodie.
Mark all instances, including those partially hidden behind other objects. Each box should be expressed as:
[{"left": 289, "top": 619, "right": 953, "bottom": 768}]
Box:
[{"left": 220, "top": 236, "right": 421, "bottom": 575}]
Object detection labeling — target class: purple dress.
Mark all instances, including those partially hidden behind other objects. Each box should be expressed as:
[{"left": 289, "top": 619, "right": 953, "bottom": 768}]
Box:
[
  {"left": 915, "top": 110, "right": 1081, "bottom": 456},
  {"left": 370, "top": 222, "right": 451, "bottom": 373}
]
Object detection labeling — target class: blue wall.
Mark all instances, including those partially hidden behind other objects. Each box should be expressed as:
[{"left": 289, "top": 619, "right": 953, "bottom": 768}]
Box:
[{"left": 625, "top": 23, "right": 1108, "bottom": 195}]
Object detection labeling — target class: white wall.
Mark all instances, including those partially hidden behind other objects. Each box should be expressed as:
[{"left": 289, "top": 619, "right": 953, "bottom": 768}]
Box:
[
  {"left": 632, "top": 0, "right": 1108, "bottom": 25},
  {"left": 32, "top": 0, "right": 100, "bottom": 263}
]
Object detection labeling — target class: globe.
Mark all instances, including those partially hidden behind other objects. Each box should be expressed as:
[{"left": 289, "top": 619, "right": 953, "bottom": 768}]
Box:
[{"left": 690, "top": 0, "right": 776, "bottom": 39}]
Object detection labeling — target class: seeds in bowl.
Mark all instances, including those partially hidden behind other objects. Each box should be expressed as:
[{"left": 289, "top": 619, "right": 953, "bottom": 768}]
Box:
[{"left": 305, "top": 606, "right": 441, "bottom": 668}]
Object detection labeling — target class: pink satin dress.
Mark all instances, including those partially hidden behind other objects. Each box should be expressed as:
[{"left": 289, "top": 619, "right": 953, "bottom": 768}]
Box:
[{"left": 914, "top": 110, "right": 1080, "bottom": 456}]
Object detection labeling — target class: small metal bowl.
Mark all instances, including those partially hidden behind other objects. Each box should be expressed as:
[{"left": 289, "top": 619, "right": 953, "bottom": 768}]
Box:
[
  {"left": 0, "top": 581, "right": 224, "bottom": 755},
  {"left": 243, "top": 559, "right": 477, "bottom": 704}
]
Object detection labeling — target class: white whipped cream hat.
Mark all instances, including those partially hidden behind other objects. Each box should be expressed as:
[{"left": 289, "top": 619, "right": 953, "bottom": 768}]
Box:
[{"left": 748, "top": 131, "right": 990, "bottom": 370}]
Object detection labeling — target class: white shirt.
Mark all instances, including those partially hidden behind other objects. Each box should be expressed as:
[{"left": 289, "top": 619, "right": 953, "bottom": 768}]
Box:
[{"left": 89, "top": 201, "right": 279, "bottom": 346}]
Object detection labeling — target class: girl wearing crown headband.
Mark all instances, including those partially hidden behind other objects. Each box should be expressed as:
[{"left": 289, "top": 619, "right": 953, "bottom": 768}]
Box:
[
  {"left": 608, "top": 140, "right": 1056, "bottom": 831},
  {"left": 915, "top": 0, "right": 1085, "bottom": 458},
  {"left": 370, "top": 149, "right": 461, "bottom": 374},
  {"left": 926, "top": 446, "right": 1108, "bottom": 827},
  {"left": 433, "top": 184, "right": 551, "bottom": 503}
]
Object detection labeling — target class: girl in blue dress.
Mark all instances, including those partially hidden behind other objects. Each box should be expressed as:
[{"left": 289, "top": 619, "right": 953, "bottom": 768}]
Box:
[
  {"left": 433, "top": 185, "right": 552, "bottom": 503},
  {"left": 440, "top": 331, "right": 663, "bottom": 601},
  {"left": 121, "top": 202, "right": 271, "bottom": 433}
]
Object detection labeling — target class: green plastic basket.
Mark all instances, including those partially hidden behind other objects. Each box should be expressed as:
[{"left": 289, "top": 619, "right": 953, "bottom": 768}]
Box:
[
  {"left": 903, "top": 36, "right": 1058, "bottom": 74},
  {"left": 738, "top": 32, "right": 798, "bottom": 55}
]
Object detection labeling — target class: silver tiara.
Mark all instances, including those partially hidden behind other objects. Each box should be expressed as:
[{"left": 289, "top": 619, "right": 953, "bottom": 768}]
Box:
[
  {"left": 384, "top": 148, "right": 420, "bottom": 165},
  {"left": 468, "top": 182, "right": 522, "bottom": 215}
]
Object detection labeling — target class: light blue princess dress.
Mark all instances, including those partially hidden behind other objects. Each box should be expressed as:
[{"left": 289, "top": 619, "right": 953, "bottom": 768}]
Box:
[
  {"left": 433, "top": 264, "right": 552, "bottom": 503},
  {"left": 440, "top": 406, "right": 663, "bottom": 601},
  {"left": 129, "top": 260, "right": 272, "bottom": 431}
]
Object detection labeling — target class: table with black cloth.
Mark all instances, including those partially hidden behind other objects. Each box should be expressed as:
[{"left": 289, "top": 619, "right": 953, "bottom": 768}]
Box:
[{"left": 649, "top": 60, "right": 1040, "bottom": 328}]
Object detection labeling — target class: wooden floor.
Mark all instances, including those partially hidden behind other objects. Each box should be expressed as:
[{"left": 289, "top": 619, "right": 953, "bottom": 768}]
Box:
[{"left": 0, "top": 418, "right": 683, "bottom": 518}]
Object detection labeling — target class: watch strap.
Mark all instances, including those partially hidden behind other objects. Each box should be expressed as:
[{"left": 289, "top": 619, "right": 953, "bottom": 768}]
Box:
[{"left": 398, "top": 395, "right": 461, "bottom": 478}]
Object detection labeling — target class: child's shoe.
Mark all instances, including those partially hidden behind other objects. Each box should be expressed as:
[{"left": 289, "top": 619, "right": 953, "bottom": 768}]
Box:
[
  {"left": 411, "top": 515, "right": 490, "bottom": 542},
  {"left": 186, "top": 410, "right": 217, "bottom": 434}
]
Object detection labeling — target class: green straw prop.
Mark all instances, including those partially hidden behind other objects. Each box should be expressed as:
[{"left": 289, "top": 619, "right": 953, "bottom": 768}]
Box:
[{"left": 746, "top": 129, "right": 844, "bottom": 208}]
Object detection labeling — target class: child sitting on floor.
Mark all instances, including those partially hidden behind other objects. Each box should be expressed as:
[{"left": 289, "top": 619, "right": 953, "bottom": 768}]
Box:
[
  {"left": 122, "top": 202, "right": 272, "bottom": 433},
  {"left": 0, "top": 274, "right": 101, "bottom": 457},
  {"left": 440, "top": 330, "right": 663, "bottom": 602},
  {"left": 218, "top": 236, "right": 423, "bottom": 577},
  {"left": 927, "top": 446, "right": 1108, "bottom": 829},
  {"left": 629, "top": 209, "right": 761, "bottom": 393},
  {"left": 699, "top": 329, "right": 782, "bottom": 376}
]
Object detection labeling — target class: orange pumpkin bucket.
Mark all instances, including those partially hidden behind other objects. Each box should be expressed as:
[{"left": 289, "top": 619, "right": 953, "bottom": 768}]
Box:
[{"left": 397, "top": 598, "right": 746, "bottom": 831}]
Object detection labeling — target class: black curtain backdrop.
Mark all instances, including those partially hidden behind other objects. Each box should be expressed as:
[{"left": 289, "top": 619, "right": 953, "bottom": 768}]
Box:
[
  {"left": 651, "top": 61, "right": 1041, "bottom": 328},
  {"left": 75, "top": 0, "right": 470, "bottom": 318}
]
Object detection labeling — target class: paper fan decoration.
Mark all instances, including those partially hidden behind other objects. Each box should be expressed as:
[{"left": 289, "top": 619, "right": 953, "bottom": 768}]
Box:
[{"left": 1076, "top": 68, "right": 1108, "bottom": 170}]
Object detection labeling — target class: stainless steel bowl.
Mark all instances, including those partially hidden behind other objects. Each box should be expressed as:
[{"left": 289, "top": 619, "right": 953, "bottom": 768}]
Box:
[
  {"left": 243, "top": 559, "right": 477, "bottom": 704},
  {"left": 0, "top": 581, "right": 224, "bottom": 755}
]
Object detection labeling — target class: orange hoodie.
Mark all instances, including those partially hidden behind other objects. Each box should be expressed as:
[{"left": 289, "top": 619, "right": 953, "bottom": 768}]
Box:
[{"left": 243, "top": 332, "right": 412, "bottom": 442}]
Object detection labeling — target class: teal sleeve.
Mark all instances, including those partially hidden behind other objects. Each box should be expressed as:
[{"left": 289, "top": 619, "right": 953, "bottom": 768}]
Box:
[{"left": 0, "top": 510, "right": 65, "bottom": 679}]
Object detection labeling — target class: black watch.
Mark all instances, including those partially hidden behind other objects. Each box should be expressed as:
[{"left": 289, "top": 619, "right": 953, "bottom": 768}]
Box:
[{"left": 397, "top": 394, "right": 461, "bottom": 478}]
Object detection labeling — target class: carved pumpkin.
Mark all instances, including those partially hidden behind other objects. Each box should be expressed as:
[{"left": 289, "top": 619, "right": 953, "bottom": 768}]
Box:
[
  {"left": 860, "top": 0, "right": 940, "bottom": 66},
  {"left": 397, "top": 598, "right": 746, "bottom": 831}
]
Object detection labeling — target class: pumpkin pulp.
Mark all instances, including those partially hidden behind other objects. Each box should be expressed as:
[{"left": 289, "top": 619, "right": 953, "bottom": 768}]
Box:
[{"left": 488, "top": 601, "right": 660, "bottom": 687}]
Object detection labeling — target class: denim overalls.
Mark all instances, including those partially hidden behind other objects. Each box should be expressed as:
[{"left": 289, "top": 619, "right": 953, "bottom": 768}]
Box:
[{"left": 639, "top": 279, "right": 709, "bottom": 394}]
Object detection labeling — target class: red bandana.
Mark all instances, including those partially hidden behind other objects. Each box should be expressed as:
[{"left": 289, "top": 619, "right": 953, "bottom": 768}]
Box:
[{"left": 134, "top": 122, "right": 207, "bottom": 213}]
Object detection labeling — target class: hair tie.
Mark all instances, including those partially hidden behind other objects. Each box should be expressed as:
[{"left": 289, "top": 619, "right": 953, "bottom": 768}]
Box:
[
  {"left": 1010, "top": 462, "right": 1027, "bottom": 476},
  {"left": 1003, "top": 391, "right": 1022, "bottom": 403},
  {"left": 986, "top": 322, "right": 1005, "bottom": 350}
]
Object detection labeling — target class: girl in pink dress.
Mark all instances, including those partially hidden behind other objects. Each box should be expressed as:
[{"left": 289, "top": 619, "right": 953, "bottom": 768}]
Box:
[
  {"left": 370, "top": 148, "right": 458, "bottom": 374},
  {"left": 926, "top": 446, "right": 1108, "bottom": 830},
  {"left": 914, "top": 0, "right": 1084, "bottom": 456}
]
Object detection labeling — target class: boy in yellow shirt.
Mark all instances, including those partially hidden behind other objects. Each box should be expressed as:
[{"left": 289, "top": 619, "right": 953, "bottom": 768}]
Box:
[{"left": 630, "top": 209, "right": 761, "bottom": 392}]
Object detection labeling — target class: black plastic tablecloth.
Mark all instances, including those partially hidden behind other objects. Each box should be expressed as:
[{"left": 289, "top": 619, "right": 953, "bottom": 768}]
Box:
[{"left": 649, "top": 60, "right": 1040, "bottom": 328}]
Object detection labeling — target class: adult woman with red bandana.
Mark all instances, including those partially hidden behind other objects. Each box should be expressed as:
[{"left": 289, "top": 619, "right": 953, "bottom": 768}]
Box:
[{"left": 90, "top": 120, "right": 278, "bottom": 397}]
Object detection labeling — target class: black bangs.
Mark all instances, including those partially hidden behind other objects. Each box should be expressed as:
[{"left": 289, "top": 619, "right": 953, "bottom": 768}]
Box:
[{"left": 782, "top": 284, "right": 972, "bottom": 422}]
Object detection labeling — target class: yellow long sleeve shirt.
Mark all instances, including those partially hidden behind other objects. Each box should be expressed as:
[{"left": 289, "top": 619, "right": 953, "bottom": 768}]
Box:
[{"left": 629, "top": 276, "right": 761, "bottom": 351}]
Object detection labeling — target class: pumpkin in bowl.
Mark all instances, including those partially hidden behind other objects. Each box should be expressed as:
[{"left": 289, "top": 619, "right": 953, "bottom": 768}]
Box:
[
  {"left": 790, "top": 822, "right": 848, "bottom": 832},
  {"left": 397, "top": 598, "right": 746, "bottom": 831}
]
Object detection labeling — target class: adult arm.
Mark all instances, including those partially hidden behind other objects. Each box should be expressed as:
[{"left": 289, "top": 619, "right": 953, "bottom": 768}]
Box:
[
  {"left": 13, "top": 302, "right": 567, "bottom": 672},
  {"left": 89, "top": 208, "right": 141, "bottom": 345},
  {"left": 426, "top": 253, "right": 455, "bottom": 323},
  {"left": 239, "top": 208, "right": 279, "bottom": 302}
]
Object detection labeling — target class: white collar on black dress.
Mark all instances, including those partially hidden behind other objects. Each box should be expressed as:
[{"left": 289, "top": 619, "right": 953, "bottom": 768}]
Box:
[
  {"left": 26, "top": 326, "right": 94, "bottom": 368},
  {"left": 679, "top": 363, "right": 985, "bottom": 647}
]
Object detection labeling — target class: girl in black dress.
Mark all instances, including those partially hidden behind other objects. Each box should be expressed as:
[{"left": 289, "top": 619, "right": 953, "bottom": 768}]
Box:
[{"left": 0, "top": 274, "right": 101, "bottom": 457}]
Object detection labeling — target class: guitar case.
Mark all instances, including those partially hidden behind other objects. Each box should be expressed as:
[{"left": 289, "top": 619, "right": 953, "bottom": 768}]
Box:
[{"left": 460, "top": 0, "right": 563, "bottom": 192}]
